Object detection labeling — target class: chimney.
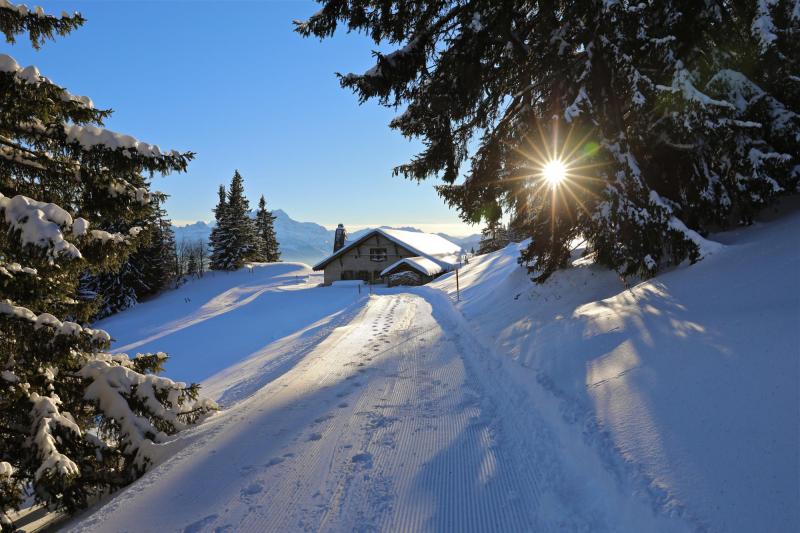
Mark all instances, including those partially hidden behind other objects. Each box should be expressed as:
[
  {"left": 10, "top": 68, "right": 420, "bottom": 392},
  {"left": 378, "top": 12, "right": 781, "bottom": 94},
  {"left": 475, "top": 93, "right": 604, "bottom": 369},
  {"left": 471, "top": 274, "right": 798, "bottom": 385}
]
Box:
[{"left": 333, "top": 223, "right": 347, "bottom": 252}]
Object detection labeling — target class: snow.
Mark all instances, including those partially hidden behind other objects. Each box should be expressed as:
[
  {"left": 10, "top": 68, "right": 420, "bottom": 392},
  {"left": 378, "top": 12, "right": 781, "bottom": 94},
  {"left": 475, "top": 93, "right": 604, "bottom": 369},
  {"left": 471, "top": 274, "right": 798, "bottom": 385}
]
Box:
[
  {"left": 752, "top": 0, "right": 779, "bottom": 52},
  {"left": 329, "top": 279, "right": 364, "bottom": 288},
  {"left": 64, "top": 124, "right": 179, "bottom": 159},
  {"left": 29, "top": 393, "right": 82, "bottom": 482},
  {"left": 429, "top": 203, "right": 800, "bottom": 532},
  {"left": 314, "top": 228, "right": 462, "bottom": 271},
  {"left": 380, "top": 255, "right": 445, "bottom": 277},
  {"left": 71, "top": 217, "right": 89, "bottom": 237},
  {"left": 658, "top": 60, "right": 736, "bottom": 110},
  {"left": 0, "top": 52, "right": 93, "bottom": 108},
  {"left": 360, "top": 37, "right": 422, "bottom": 78},
  {"left": 469, "top": 12, "right": 483, "bottom": 31},
  {"left": 0, "top": 192, "right": 82, "bottom": 260},
  {"left": 0, "top": 262, "right": 36, "bottom": 277},
  {"left": 378, "top": 228, "right": 462, "bottom": 257},
  {"left": 78, "top": 355, "right": 217, "bottom": 469},
  {"left": 0, "top": 298, "right": 111, "bottom": 345},
  {"left": 67, "top": 206, "right": 798, "bottom": 532},
  {"left": 92, "top": 262, "right": 362, "bottom": 386},
  {"left": 0, "top": 1, "right": 71, "bottom": 18}
]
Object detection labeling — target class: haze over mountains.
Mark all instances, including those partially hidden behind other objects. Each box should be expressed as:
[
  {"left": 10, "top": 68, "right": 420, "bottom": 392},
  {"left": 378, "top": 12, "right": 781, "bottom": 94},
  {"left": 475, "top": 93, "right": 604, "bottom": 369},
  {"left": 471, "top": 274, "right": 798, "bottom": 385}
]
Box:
[{"left": 172, "top": 209, "right": 481, "bottom": 266}]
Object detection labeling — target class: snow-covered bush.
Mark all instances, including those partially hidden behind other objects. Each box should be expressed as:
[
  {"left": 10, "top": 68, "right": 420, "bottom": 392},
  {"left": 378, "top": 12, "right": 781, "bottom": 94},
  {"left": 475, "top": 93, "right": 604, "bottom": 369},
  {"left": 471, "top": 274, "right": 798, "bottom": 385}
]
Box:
[{"left": 0, "top": 3, "right": 215, "bottom": 529}]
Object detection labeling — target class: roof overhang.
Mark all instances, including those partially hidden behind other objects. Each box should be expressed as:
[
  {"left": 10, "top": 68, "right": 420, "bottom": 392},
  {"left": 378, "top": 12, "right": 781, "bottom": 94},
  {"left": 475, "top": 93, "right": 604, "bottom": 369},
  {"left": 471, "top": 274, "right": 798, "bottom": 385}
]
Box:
[{"left": 312, "top": 228, "right": 444, "bottom": 271}]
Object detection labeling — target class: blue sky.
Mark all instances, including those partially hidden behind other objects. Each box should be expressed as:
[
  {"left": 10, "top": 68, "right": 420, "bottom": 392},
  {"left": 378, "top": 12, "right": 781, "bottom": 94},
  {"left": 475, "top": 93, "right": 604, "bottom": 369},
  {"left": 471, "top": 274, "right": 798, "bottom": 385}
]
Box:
[{"left": 10, "top": 1, "right": 476, "bottom": 235}]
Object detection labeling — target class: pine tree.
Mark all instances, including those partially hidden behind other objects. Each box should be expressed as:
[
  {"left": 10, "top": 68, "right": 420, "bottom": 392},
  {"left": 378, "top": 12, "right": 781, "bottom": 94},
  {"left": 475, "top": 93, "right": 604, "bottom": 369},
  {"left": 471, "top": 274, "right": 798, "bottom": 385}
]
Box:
[
  {"left": 187, "top": 252, "right": 198, "bottom": 277},
  {"left": 253, "top": 195, "right": 280, "bottom": 262},
  {"left": 298, "top": 1, "right": 800, "bottom": 281},
  {"left": 478, "top": 221, "right": 509, "bottom": 255},
  {"left": 82, "top": 194, "right": 176, "bottom": 319},
  {"left": 137, "top": 196, "right": 178, "bottom": 297},
  {"left": 209, "top": 171, "right": 257, "bottom": 270},
  {"left": 0, "top": 5, "right": 215, "bottom": 528},
  {"left": 208, "top": 184, "right": 227, "bottom": 271}
]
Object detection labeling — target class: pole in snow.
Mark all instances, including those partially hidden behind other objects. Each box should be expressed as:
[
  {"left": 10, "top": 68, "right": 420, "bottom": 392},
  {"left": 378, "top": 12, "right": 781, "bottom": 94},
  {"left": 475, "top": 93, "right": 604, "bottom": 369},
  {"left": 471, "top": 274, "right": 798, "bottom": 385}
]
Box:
[{"left": 456, "top": 267, "right": 460, "bottom": 302}]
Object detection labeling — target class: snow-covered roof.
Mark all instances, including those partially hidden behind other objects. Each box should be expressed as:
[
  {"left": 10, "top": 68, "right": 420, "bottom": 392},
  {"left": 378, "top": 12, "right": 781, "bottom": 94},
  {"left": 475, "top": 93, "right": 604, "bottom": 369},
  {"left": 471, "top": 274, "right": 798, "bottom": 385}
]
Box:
[
  {"left": 313, "top": 228, "right": 462, "bottom": 271},
  {"left": 381, "top": 256, "right": 445, "bottom": 277}
]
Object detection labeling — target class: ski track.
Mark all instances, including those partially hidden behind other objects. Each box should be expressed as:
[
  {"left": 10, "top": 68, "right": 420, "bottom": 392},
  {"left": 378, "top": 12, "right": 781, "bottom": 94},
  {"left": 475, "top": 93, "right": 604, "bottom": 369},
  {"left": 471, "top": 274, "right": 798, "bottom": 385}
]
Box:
[{"left": 72, "top": 292, "right": 680, "bottom": 533}]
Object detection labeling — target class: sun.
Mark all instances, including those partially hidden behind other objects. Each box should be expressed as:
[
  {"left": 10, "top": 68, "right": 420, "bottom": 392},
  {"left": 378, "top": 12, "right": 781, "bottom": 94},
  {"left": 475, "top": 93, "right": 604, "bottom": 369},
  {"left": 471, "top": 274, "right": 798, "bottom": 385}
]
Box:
[{"left": 542, "top": 159, "right": 567, "bottom": 187}]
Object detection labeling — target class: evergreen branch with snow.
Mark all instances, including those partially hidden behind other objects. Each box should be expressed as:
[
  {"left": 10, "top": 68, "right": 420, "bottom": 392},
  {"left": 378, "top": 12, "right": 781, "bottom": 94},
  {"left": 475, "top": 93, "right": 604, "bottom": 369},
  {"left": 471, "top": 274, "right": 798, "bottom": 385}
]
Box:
[
  {"left": 0, "top": 1, "right": 84, "bottom": 49},
  {"left": 0, "top": 15, "right": 214, "bottom": 529},
  {"left": 298, "top": 0, "right": 800, "bottom": 280}
]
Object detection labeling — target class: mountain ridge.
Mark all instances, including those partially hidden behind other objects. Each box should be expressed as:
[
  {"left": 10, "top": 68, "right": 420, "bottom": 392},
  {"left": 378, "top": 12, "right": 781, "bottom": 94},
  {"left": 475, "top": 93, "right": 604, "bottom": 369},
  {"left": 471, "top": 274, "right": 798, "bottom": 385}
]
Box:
[{"left": 172, "top": 210, "right": 480, "bottom": 266}]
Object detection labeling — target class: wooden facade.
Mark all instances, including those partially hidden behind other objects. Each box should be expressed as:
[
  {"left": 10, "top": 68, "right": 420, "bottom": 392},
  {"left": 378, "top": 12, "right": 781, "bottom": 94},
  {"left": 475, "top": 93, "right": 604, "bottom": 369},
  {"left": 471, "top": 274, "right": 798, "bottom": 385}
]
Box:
[{"left": 319, "top": 232, "right": 418, "bottom": 285}]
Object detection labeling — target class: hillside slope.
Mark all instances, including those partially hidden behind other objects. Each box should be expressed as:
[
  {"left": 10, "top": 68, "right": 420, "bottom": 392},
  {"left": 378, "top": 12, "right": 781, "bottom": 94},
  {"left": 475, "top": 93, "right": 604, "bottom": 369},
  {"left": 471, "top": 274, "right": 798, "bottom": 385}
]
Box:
[
  {"left": 94, "top": 263, "right": 364, "bottom": 387},
  {"left": 429, "top": 205, "right": 800, "bottom": 532}
]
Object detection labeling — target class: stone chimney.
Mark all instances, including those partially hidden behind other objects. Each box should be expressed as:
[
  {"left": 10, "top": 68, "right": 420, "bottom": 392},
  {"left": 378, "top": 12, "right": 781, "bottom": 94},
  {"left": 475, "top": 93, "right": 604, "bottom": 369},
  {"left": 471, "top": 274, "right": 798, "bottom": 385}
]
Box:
[{"left": 333, "top": 223, "right": 347, "bottom": 252}]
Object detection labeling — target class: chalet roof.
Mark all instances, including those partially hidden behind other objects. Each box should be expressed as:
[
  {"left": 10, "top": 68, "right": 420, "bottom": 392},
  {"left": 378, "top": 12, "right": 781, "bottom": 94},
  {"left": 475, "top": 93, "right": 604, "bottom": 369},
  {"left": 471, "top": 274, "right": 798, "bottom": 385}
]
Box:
[
  {"left": 380, "top": 256, "right": 449, "bottom": 277},
  {"left": 312, "top": 228, "right": 462, "bottom": 271}
]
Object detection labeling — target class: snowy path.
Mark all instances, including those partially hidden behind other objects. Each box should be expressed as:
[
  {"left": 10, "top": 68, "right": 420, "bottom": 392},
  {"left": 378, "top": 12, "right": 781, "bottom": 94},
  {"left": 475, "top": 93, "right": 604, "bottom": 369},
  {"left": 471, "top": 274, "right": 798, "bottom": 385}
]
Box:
[{"left": 72, "top": 292, "right": 682, "bottom": 533}]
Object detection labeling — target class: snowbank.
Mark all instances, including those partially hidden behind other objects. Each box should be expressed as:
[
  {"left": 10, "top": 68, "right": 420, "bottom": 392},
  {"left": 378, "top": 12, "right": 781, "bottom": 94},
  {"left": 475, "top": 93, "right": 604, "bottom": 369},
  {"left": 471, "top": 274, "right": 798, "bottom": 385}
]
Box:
[
  {"left": 95, "top": 263, "right": 363, "bottom": 386},
  {"left": 430, "top": 207, "right": 800, "bottom": 532}
]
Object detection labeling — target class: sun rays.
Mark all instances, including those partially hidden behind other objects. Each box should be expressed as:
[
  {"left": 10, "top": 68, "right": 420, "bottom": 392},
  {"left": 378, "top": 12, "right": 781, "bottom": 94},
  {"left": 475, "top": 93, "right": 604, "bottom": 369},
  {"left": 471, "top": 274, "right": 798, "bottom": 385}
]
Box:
[
  {"left": 505, "top": 120, "right": 610, "bottom": 223},
  {"left": 542, "top": 158, "right": 568, "bottom": 187}
]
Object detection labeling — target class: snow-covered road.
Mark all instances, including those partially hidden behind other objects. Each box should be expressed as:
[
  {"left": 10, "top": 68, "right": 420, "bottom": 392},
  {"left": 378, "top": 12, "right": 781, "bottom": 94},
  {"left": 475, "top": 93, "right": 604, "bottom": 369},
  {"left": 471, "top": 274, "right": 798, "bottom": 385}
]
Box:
[{"left": 72, "top": 291, "right": 683, "bottom": 533}]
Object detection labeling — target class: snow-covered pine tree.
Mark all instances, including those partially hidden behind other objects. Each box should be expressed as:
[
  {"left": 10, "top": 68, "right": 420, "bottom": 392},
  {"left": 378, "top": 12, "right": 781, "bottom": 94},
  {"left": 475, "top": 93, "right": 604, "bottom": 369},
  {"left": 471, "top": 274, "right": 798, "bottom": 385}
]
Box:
[
  {"left": 136, "top": 195, "right": 178, "bottom": 297},
  {"left": 478, "top": 220, "right": 509, "bottom": 255},
  {"left": 0, "top": 4, "right": 215, "bottom": 528},
  {"left": 254, "top": 195, "right": 280, "bottom": 262},
  {"left": 209, "top": 171, "right": 257, "bottom": 270},
  {"left": 208, "top": 184, "right": 228, "bottom": 270},
  {"left": 297, "top": 1, "right": 800, "bottom": 281},
  {"left": 81, "top": 193, "right": 172, "bottom": 319}
]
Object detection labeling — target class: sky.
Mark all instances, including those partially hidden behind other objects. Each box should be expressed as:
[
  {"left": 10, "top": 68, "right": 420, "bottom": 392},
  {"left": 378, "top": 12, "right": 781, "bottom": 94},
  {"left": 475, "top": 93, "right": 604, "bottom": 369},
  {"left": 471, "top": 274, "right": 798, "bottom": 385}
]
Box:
[{"left": 9, "top": 0, "right": 478, "bottom": 236}]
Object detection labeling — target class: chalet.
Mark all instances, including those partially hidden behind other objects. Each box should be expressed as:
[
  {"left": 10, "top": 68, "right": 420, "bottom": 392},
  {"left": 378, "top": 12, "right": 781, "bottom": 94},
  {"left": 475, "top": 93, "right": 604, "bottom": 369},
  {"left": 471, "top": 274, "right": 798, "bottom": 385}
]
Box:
[{"left": 313, "top": 227, "right": 462, "bottom": 286}]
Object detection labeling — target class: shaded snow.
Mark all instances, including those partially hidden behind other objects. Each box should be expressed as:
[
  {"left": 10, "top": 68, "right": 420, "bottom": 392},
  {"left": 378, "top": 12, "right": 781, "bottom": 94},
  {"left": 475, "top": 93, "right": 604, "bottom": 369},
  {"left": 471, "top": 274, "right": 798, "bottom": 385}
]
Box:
[{"left": 430, "top": 204, "right": 800, "bottom": 532}]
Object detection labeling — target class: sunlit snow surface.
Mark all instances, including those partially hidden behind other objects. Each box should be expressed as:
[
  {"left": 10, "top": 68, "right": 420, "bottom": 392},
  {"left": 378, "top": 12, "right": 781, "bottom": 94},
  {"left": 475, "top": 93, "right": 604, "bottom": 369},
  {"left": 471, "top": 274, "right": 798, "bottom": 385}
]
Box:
[{"left": 70, "top": 207, "right": 798, "bottom": 533}]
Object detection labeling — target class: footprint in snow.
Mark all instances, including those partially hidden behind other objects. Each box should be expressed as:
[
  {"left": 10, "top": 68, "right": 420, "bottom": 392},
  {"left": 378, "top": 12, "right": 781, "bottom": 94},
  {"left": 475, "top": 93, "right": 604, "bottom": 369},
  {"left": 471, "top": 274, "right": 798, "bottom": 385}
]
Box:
[
  {"left": 338, "top": 402, "right": 349, "bottom": 408},
  {"left": 308, "top": 432, "right": 323, "bottom": 441},
  {"left": 264, "top": 457, "right": 284, "bottom": 468},
  {"left": 183, "top": 515, "right": 218, "bottom": 533},
  {"left": 241, "top": 482, "right": 263, "bottom": 496},
  {"left": 351, "top": 452, "right": 373, "bottom": 468}
]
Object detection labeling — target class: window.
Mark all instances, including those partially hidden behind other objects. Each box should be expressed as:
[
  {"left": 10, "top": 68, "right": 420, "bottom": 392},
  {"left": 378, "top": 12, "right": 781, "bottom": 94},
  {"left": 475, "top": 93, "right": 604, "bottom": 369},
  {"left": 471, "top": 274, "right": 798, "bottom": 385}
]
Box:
[
  {"left": 369, "top": 248, "right": 388, "bottom": 262},
  {"left": 341, "top": 270, "right": 355, "bottom": 280}
]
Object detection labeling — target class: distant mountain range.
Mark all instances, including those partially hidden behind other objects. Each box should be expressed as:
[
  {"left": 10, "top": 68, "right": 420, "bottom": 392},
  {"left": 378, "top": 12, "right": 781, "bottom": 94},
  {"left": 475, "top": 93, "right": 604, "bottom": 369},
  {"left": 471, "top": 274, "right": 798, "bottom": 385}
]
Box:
[{"left": 172, "top": 209, "right": 481, "bottom": 266}]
